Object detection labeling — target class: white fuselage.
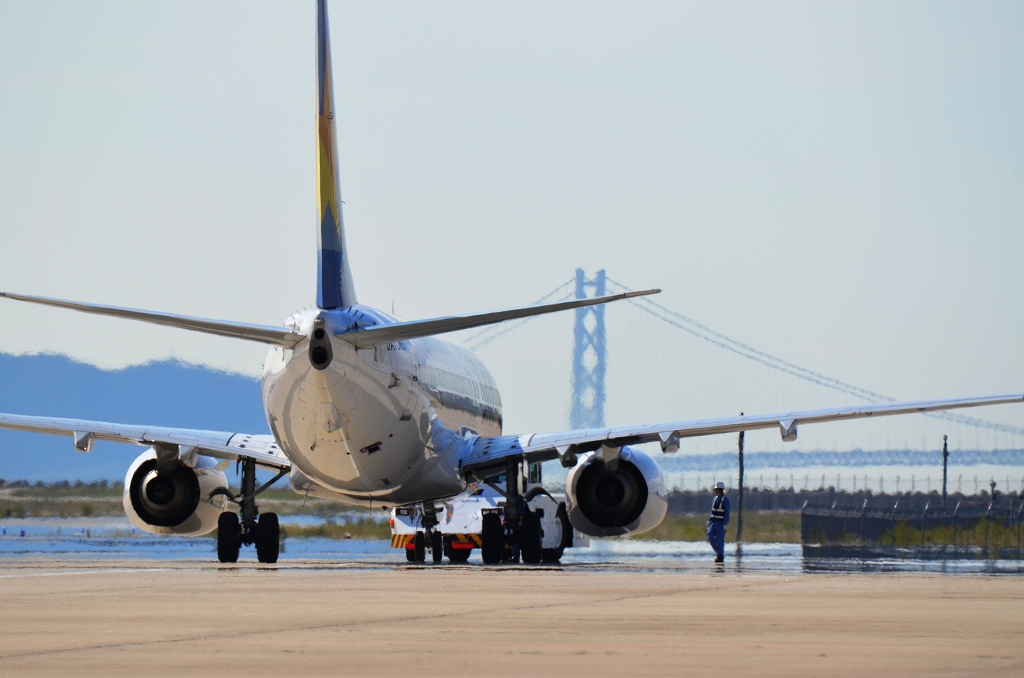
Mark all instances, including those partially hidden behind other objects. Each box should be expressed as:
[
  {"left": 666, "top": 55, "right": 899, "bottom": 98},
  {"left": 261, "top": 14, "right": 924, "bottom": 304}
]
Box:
[{"left": 261, "top": 306, "right": 502, "bottom": 506}]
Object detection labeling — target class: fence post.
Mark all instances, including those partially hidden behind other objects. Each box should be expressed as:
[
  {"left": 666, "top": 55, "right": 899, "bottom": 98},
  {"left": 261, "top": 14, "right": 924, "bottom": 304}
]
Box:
[
  {"left": 921, "top": 501, "right": 929, "bottom": 547},
  {"left": 985, "top": 502, "right": 992, "bottom": 559},
  {"left": 1017, "top": 499, "right": 1023, "bottom": 560},
  {"left": 799, "top": 498, "right": 809, "bottom": 544},
  {"left": 859, "top": 498, "right": 868, "bottom": 544},
  {"left": 942, "top": 435, "right": 949, "bottom": 510},
  {"left": 953, "top": 501, "right": 960, "bottom": 550},
  {"left": 891, "top": 499, "right": 900, "bottom": 547}
]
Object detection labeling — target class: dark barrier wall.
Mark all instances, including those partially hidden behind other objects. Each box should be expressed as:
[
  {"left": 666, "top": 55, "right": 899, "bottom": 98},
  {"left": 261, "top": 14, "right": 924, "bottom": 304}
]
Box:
[{"left": 667, "top": 487, "right": 1011, "bottom": 515}]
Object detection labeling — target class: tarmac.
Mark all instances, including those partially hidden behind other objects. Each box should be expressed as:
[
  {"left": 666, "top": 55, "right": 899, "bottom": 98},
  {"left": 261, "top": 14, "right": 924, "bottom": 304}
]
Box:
[{"left": 1, "top": 557, "right": 1022, "bottom": 677}]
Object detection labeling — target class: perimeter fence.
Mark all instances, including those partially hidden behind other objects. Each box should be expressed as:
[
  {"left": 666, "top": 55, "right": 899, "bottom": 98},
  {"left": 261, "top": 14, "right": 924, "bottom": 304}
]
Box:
[
  {"left": 668, "top": 487, "right": 1024, "bottom": 559},
  {"left": 801, "top": 492, "right": 1024, "bottom": 560}
]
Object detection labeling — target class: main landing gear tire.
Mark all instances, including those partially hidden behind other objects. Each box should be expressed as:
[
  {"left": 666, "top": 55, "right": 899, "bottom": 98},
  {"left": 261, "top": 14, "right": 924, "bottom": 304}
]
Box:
[
  {"left": 521, "top": 510, "right": 543, "bottom": 564},
  {"left": 481, "top": 513, "right": 503, "bottom": 565},
  {"left": 255, "top": 512, "right": 280, "bottom": 564},
  {"left": 431, "top": 530, "right": 443, "bottom": 564},
  {"left": 217, "top": 512, "right": 241, "bottom": 564},
  {"left": 413, "top": 531, "right": 426, "bottom": 562}
]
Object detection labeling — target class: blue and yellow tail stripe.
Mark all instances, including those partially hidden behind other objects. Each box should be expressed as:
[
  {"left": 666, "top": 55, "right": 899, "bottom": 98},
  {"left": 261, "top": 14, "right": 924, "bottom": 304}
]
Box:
[{"left": 316, "top": 0, "right": 355, "bottom": 309}]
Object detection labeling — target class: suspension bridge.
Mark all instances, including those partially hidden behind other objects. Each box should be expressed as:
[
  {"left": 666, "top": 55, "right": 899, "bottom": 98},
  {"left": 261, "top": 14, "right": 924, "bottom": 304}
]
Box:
[{"left": 457, "top": 270, "right": 1024, "bottom": 494}]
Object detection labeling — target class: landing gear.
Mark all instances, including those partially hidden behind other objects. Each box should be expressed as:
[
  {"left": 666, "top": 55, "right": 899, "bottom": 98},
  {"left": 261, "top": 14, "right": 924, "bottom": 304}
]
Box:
[
  {"left": 503, "top": 458, "right": 521, "bottom": 564},
  {"left": 217, "top": 512, "right": 241, "bottom": 563},
  {"left": 431, "top": 530, "right": 443, "bottom": 563},
  {"left": 390, "top": 460, "right": 569, "bottom": 567},
  {"left": 481, "top": 512, "right": 503, "bottom": 564},
  {"left": 255, "top": 513, "right": 279, "bottom": 564},
  {"left": 404, "top": 530, "right": 444, "bottom": 564},
  {"left": 416, "top": 500, "right": 444, "bottom": 564},
  {"left": 520, "top": 509, "right": 542, "bottom": 564},
  {"left": 215, "top": 457, "right": 287, "bottom": 564}
]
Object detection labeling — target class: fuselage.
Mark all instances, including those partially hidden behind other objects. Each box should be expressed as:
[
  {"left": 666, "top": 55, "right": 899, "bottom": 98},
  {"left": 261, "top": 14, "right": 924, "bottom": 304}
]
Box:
[{"left": 261, "top": 306, "right": 502, "bottom": 506}]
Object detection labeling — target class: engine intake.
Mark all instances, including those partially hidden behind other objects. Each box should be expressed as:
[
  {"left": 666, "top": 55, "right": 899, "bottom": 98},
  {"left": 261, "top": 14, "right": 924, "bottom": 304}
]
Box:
[
  {"left": 565, "top": 447, "right": 667, "bottom": 538},
  {"left": 129, "top": 459, "right": 201, "bottom": 527},
  {"left": 574, "top": 460, "right": 648, "bottom": 528},
  {"left": 123, "top": 448, "right": 229, "bottom": 536}
]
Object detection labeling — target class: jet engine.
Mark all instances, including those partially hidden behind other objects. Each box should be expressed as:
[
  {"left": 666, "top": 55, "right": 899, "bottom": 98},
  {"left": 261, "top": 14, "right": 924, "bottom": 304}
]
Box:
[
  {"left": 564, "top": 447, "right": 667, "bottom": 538},
  {"left": 122, "top": 448, "right": 230, "bottom": 536}
]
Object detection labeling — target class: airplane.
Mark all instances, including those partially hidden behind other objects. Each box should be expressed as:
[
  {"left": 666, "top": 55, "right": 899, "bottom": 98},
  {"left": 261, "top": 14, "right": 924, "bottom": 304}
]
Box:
[{"left": 1, "top": 0, "right": 1022, "bottom": 564}]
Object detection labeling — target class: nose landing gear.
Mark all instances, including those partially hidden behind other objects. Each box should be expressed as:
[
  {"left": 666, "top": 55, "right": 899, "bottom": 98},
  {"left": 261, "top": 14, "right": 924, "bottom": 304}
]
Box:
[{"left": 405, "top": 501, "right": 444, "bottom": 563}]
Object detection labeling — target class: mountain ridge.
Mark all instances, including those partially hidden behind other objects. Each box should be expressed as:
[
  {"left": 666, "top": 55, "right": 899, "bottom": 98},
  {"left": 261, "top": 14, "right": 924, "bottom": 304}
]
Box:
[{"left": 0, "top": 353, "right": 268, "bottom": 481}]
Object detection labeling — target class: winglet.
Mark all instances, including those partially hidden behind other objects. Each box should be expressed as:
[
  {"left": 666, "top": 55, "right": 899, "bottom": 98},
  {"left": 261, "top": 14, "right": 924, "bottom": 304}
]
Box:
[{"left": 316, "top": 0, "right": 357, "bottom": 309}]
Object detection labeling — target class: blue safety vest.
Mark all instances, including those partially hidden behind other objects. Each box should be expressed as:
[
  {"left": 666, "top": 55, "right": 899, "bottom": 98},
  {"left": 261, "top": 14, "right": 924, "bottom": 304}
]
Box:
[{"left": 710, "top": 494, "right": 727, "bottom": 522}]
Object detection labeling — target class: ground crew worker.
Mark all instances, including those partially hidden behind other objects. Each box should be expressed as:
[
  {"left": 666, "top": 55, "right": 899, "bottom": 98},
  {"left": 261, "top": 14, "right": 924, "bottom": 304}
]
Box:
[{"left": 706, "top": 481, "right": 730, "bottom": 563}]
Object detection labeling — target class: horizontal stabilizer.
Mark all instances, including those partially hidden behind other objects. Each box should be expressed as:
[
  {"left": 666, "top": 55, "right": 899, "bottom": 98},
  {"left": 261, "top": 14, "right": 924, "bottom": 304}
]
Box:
[
  {"left": 339, "top": 288, "right": 660, "bottom": 348},
  {"left": 0, "top": 292, "right": 303, "bottom": 347}
]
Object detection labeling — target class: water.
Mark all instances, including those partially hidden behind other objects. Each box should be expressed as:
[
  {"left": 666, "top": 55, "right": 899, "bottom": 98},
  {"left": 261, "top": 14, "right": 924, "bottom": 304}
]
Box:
[
  {"left": 2, "top": 517, "right": 1022, "bottom": 574},
  {"left": 0, "top": 516, "right": 392, "bottom": 562}
]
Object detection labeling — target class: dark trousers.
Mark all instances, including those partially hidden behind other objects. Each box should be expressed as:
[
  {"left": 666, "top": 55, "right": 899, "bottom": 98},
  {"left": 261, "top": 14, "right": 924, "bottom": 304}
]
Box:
[{"left": 707, "top": 520, "right": 725, "bottom": 560}]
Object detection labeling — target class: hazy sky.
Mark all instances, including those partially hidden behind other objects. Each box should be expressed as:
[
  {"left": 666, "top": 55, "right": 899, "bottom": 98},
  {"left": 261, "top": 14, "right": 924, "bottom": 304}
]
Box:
[{"left": 1, "top": 1, "right": 1022, "bottom": 432}]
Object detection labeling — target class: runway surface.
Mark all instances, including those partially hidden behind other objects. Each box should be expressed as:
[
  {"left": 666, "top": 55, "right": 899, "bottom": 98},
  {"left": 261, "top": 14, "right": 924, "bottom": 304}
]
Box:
[{"left": 1, "top": 555, "right": 1023, "bottom": 677}]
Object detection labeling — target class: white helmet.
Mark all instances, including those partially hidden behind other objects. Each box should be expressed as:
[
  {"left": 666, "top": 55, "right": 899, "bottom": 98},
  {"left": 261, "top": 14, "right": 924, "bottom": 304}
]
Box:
[{"left": 714, "top": 481, "right": 725, "bottom": 489}]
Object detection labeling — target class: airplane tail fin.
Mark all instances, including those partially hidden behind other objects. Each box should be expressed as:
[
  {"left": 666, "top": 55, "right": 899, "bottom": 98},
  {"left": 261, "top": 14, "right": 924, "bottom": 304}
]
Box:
[{"left": 316, "top": 0, "right": 357, "bottom": 309}]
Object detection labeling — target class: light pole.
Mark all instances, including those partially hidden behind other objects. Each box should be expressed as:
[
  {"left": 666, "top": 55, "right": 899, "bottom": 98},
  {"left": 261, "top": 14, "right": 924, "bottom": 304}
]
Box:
[
  {"left": 942, "top": 435, "right": 949, "bottom": 509},
  {"left": 737, "top": 415, "right": 744, "bottom": 545}
]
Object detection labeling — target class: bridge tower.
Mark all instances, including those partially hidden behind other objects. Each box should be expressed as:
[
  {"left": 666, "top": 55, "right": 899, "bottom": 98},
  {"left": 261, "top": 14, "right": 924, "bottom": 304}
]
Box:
[{"left": 570, "top": 269, "right": 607, "bottom": 429}]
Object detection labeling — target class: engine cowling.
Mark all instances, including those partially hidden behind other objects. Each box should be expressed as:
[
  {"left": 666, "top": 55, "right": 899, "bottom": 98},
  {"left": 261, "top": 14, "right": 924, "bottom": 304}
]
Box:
[
  {"left": 122, "top": 448, "right": 230, "bottom": 536},
  {"left": 565, "top": 447, "right": 667, "bottom": 538}
]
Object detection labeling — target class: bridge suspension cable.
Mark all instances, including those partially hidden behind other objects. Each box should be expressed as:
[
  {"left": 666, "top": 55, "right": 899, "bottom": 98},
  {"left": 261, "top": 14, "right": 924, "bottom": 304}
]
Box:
[
  {"left": 462, "top": 278, "right": 575, "bottom": 351},
  {"left": 459, "top": 272, "right": 1024, "bottom": 439},
  {"left": 602, "top": 277, "right": 1024, "bottom": 437}
]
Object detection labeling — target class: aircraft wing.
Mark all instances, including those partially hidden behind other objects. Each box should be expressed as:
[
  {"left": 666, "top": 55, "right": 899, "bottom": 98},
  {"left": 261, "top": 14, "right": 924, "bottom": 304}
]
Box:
[
  {"left": 0, "top": 413, "right": 290, "bottom": 471},
  {"left": 459, "top": 392, "right": 1024, "bottom": 477}
]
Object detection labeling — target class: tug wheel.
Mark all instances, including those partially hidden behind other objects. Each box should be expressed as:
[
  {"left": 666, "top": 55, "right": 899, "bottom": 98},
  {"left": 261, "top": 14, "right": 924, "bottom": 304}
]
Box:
[
  {"left": 448, "top": 547, "right": 471, "bottom": 563},
  {"left": 413, "top": 531, "right": 426, "bottom": 562}
]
